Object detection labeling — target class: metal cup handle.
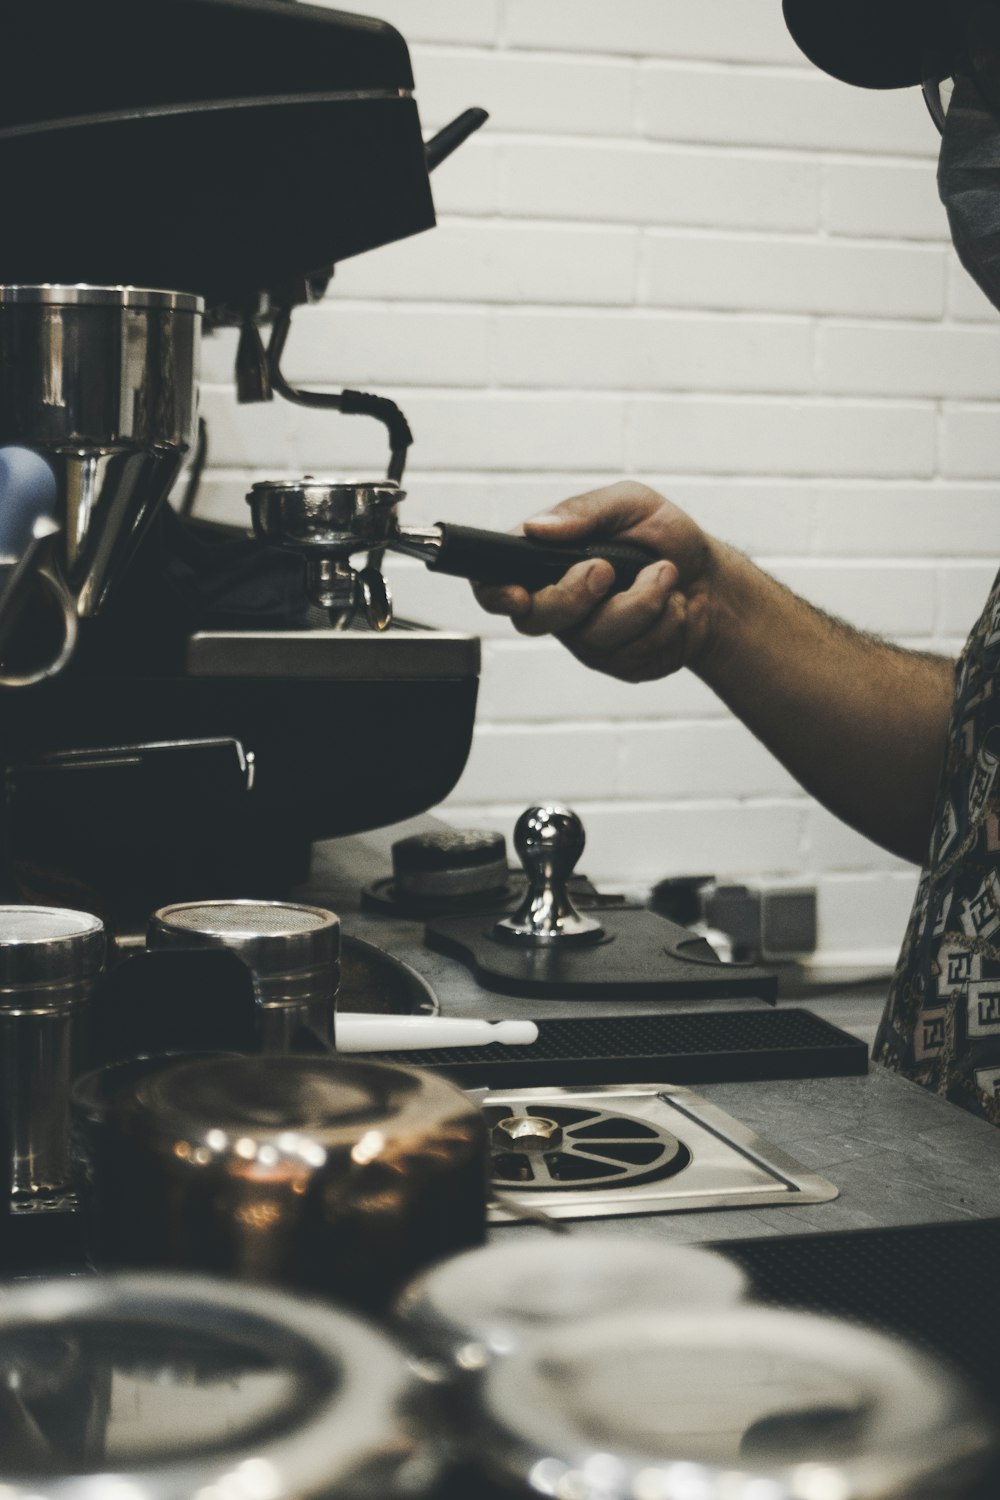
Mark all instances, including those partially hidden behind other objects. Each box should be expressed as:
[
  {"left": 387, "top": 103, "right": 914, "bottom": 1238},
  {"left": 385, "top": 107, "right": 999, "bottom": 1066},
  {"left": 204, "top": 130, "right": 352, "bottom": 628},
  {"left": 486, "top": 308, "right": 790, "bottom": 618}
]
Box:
[{"left": 0, "top": 556, "right": 79, "bottom": 689}]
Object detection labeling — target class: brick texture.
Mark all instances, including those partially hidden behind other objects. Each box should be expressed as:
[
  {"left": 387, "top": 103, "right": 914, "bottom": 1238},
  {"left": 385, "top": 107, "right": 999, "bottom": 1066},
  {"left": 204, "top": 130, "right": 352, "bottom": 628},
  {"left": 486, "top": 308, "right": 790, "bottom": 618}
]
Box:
[{"left": 194, "top": 6, "right": 1000, "bottom": 961}]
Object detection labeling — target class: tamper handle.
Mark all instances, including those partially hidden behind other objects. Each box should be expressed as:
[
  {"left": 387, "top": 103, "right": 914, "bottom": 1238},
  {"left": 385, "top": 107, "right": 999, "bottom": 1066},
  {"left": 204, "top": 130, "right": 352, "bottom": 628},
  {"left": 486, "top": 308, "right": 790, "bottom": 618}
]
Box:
[
  {"left": 495, "top": 805, "right": 604, "bottom": 946},
  {"left": 428, "top": 523, "right": 656, "bottom": 594},
  {"left": 515, "top": 803, "right": 585, "bottom": 885}
]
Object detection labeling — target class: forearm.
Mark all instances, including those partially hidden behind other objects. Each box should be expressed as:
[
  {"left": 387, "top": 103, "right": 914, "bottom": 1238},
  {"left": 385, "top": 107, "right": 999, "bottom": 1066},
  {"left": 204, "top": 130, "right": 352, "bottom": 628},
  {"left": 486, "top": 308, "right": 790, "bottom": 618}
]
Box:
[
  {"left": 695, "top": 545, "right": 954, "bottom": 864},
  {"left": 474, "top": 483, "right": 955, "bottom": 863}
]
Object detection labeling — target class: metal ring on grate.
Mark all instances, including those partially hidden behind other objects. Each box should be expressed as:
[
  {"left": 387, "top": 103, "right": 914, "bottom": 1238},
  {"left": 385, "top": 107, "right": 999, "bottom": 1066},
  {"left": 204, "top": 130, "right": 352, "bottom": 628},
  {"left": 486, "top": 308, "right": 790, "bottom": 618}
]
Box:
[{"left": 486, "top": 1103, "right": 690, "bottom": 1191}]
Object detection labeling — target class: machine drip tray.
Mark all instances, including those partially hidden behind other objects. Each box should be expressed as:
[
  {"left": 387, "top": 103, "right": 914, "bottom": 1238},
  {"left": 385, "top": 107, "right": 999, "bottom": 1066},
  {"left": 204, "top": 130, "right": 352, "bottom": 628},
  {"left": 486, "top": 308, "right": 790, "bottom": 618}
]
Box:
[{"left": 483, "top": 1082, "right": 838, "bottom": 1223}]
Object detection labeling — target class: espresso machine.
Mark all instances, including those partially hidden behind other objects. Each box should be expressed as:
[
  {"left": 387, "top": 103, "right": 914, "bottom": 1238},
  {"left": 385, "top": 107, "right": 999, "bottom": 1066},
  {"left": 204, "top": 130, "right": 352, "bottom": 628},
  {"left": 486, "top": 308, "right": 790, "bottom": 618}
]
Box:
[{"left": 0, "top": 0, "right": 657, "bottom": 935}]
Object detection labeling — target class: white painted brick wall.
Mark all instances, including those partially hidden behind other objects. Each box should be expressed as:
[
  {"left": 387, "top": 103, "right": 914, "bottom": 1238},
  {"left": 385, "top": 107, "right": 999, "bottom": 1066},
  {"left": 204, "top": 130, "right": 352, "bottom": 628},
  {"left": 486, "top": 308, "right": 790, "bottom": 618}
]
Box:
[
  {"left": 824, "top": 161, "right": 947, "bottom": 240},
  {"left": 817, "top": 324, "right": 1000, "bottom": 400},
  {"left": 636, "top": 64, "right": 933, "bottom": 156},
  {"left": 628, "top": 396, "right": 937, "bottom": 477},
  {"left": 497, "top": 141, "right": 822, "bottom": 231},
  {"left": 196, "top": 3, "right": 1000, "bottom": 963},
  {"left": 641, "top": 233, "right": 946, "bottom": 318},
  {"left": 504, "top": 1, "right": 801, "bottom": 65},
  {"left": 494, "top": 311, "right": 815, "bottom": 393}
]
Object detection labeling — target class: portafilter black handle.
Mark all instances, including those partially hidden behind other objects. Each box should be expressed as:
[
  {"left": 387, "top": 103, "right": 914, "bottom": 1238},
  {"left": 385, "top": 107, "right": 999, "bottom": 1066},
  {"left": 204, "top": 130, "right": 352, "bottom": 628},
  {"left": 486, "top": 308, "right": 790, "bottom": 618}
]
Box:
[{"left": 422, "top": 523, "right": 658, "bottom": 595}]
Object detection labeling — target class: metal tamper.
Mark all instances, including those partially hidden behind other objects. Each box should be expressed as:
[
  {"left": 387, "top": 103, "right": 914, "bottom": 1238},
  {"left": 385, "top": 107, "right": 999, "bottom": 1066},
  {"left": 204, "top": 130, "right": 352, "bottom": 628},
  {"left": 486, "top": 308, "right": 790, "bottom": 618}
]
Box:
[{"left": 494, "top": 805, "right": 604, "bottom": 946}]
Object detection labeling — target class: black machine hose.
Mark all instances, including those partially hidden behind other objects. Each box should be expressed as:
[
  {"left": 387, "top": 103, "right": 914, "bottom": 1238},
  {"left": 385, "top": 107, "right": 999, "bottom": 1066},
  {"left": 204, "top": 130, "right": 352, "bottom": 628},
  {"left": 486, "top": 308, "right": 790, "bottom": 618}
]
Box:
[{"left": 266, "top": 308, "right": 413, "bottom": 482}]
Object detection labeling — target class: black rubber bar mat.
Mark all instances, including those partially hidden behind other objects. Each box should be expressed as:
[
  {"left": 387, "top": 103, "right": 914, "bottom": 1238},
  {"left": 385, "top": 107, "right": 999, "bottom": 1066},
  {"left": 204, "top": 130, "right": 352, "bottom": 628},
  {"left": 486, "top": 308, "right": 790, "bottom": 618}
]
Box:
[
  {"left": 425, "top": 907, "right": 778, "bottom": 1001},
  {"left": 721, "top": 1217, "right": 1000, "bottom": 1498},
  {"left": 345, "top": 1006, "right": 867, "bottom": 1087}
]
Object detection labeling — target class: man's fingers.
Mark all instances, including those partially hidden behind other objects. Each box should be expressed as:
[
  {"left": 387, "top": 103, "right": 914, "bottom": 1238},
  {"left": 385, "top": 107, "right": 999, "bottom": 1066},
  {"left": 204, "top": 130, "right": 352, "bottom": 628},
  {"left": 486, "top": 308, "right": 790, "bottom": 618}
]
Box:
[
  {"left": 473, "top": 560, "right": 614, "bottom": 632},
  {"left": 477, "top": 557, "right": 679, "bottom": 656},
  {"left": 474, "top": 582, "right": 532, "bottom": 618},
  {"left": 522, "top": 481, "right": 666, "bottom": 543},
  {"left": 467, "top": 482, "right": 711, "bottom": 685},
  {"left": 566, "top": 586, "right": 690, "bottom": 683},
  {"left": 508, "top": 559, "right": 614, "bottom": 637},
  {"left": 561, "top": 560, "right": 676, "bottom": 654}
]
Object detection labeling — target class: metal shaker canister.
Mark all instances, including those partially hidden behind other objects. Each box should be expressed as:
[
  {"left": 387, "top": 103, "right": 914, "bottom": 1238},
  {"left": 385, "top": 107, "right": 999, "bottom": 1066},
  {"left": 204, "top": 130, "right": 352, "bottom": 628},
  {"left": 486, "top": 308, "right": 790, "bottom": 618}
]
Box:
[
  {"left": 0, "top": 904, "right": 105, "bottom": 1209},
  {"left": 84, "top": 1053, "right": 489, "bottom": 1311},
  {"left": 147, "top": 898, "right": 340, "bottom": 1050}
]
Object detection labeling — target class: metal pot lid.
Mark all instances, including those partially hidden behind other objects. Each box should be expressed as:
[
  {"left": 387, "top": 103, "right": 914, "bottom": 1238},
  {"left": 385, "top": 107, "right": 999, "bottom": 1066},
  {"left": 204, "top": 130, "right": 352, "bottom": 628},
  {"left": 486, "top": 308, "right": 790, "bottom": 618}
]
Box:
[
  {"left": 127, "top": 1054, "right": 478, "bottom": 1150},
  {"left": 70, "top": 1052, "right": 240, "bottom": 1125},
  {"left": 0, "top": 1272, "right": 439, "bottom": 1499},
  {"left": 395, "top": 1238, "right": 748, "bottom": 1368},
  {"left": 468, "top": 1306, "right": 992, "bottom": 1500},
  {"left": 0, "top": 284, "right": 203, "bottom": 313}
]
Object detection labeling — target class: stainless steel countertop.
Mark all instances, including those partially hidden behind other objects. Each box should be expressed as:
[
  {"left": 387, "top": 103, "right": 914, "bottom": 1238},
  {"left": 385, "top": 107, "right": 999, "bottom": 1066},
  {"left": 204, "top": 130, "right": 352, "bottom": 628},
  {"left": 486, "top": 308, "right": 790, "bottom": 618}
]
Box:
[{"left": 302, "top": 827, "right": 1000, "bottom": 1245}]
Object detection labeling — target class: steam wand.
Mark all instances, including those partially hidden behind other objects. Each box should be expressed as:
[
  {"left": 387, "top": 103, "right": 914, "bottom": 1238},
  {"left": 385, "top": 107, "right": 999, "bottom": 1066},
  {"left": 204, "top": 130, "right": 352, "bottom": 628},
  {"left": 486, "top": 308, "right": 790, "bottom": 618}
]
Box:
[
  {"left": 266, "top": 306, "right": 413, "bottom": 485},
  {"left": 252, "top": 101, "right": 491, "bottom": 484},
  {"left": 229, "top": 105, "right": 494, "bottom": 625}
]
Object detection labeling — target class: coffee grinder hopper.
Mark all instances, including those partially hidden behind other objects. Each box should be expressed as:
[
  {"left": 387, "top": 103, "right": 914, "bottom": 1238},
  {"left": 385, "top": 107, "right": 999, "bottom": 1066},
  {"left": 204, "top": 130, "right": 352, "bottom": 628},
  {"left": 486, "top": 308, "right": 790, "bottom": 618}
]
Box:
[{"left": 0, "top": 284, "right": 201, "bottom": 685}]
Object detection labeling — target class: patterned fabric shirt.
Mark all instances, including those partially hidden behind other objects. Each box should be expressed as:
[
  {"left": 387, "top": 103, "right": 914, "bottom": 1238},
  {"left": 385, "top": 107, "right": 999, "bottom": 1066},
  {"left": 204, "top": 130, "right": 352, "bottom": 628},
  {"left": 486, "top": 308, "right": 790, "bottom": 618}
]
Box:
[{"left": 875, "top": 566, "right": 1000, "bottom": 1124}]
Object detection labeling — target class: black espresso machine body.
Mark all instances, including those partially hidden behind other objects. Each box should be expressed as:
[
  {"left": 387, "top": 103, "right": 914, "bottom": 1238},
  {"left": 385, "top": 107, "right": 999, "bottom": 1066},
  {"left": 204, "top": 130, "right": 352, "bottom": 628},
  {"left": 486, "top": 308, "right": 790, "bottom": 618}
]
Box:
[
  {"left": 0, "top": 522, "right": 481, "bottom": 927},
  {"left": 0, "top": 0, "right": 482, "bottom": 925},
  {"left": 0, "top": 0, "right": 437, "bottom": 306}
]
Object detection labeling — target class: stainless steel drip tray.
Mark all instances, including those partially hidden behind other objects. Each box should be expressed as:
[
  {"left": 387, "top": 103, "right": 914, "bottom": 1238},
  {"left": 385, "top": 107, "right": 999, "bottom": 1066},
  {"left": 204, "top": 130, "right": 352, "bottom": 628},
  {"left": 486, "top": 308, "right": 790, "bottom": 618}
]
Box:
[
  {"left": 187, "top": 625, "right": 480, "bottom": 680},
  {"left": 484, "top": 1083, "right": 837, "bottom": 1223}
]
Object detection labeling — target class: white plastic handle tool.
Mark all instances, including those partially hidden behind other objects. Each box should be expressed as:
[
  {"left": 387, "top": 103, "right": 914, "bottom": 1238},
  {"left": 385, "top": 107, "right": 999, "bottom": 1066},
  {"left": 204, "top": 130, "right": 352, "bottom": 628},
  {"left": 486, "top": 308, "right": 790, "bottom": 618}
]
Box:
[{"left": 334, "top": 1014, "right": 539, "bottom": 1052}]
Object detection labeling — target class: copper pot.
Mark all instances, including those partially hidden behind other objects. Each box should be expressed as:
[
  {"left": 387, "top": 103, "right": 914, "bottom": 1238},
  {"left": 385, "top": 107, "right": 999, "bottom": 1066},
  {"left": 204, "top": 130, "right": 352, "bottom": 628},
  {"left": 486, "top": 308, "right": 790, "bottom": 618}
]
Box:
[{"left": 79, "top": 1053, "right": 488, "bottom": 1312}]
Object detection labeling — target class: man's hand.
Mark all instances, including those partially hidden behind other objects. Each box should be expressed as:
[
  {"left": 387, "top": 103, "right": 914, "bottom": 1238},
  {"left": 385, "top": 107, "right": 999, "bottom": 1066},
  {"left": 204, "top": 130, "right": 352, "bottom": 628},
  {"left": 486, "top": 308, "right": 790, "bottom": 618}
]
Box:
[
  {"left": 472, "top": 477, "right": 955, "bottom": 863},
  {"left": 473, "top": 481, "right": 721, "bottom": 683}
]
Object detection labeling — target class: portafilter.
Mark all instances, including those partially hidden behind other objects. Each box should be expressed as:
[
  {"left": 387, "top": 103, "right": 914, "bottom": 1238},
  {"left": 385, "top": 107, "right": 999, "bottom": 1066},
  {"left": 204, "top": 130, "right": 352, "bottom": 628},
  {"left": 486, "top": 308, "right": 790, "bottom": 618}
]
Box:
[
  {"left": 248, "top": 477, "right": 659, "bottom": 629},
  {"left": 0, "top": 284, "right": 201, "bottom": 685}
]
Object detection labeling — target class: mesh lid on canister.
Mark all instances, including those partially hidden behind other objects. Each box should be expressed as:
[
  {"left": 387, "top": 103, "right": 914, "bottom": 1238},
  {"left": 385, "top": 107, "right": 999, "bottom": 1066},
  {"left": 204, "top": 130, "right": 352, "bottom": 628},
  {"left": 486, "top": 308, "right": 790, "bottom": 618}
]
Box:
[
  {"left": 148, "top": 899, "right": 339, "bottom": 987},
  {"left": 0, "top": 905, "right": 105, "bottom": 994}
]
